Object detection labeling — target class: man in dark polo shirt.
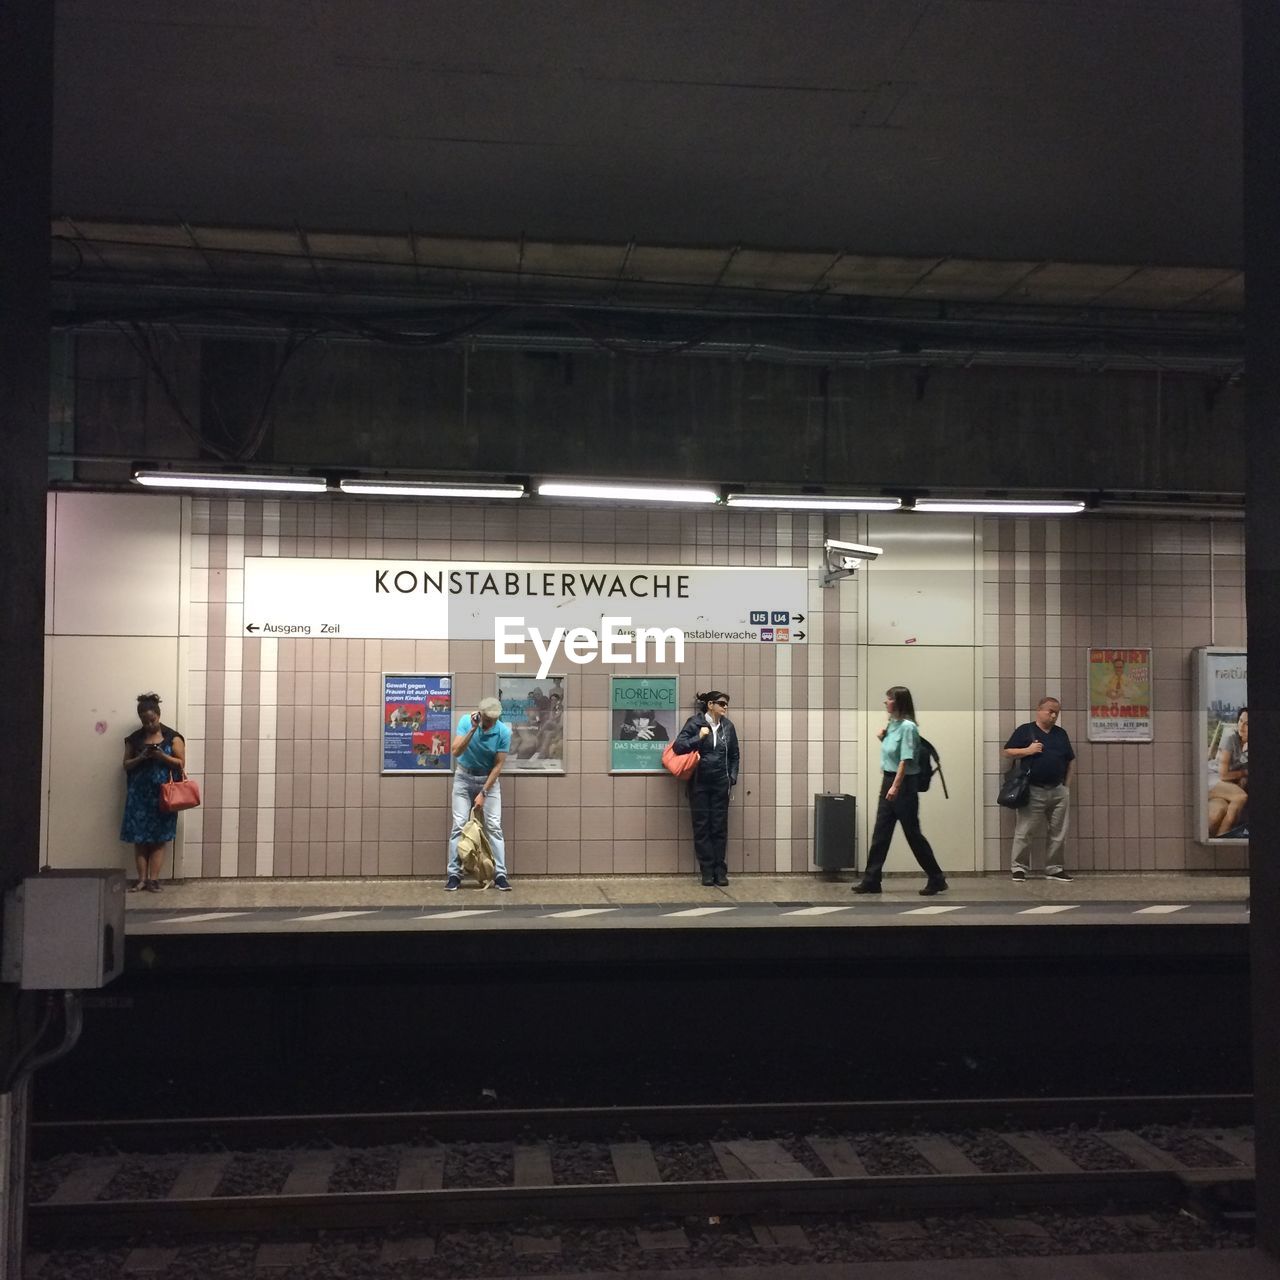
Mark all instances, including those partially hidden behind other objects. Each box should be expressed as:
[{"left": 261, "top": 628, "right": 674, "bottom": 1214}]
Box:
[{"left": 1003, "top": 697, "right": 1076, "bottom": 882}]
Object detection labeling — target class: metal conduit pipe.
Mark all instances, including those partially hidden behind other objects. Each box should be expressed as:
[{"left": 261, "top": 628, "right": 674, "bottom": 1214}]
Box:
[{"left": 49, "top": 321, "right": 1243, "bottom": 375}]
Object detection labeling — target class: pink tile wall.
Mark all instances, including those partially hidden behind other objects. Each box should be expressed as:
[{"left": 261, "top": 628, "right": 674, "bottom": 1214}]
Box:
[
  {"left": 186, "top": 498, "right": 847, "bottom": 877},
  {"left": 186, "top": 499, "right": 1243, "bottom": 878},
  {"left": 983, "top": 516, "right": 1247, "bottom": 873}
]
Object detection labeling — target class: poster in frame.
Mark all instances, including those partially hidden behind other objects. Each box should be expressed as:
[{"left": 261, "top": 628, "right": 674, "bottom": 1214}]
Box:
[
  {"left": 381, "top": 673, "right": 453, "bottom": 775},
  {"left": 496, "top": 674, "right": 566, "bottom": 773},
  {"left": 1193, "top": 647, "right": 1249, "bottom": 845},
  {"left": 1085, "top": 647, "right": 1153, "bottom": 742},
  {"left": 609, "top": 676, "right": 679, "bottom": 773}
]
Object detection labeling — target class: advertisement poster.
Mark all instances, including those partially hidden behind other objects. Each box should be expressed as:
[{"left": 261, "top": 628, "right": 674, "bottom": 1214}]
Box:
[
  {"left": 610, "top": 676, "right": 679, "bottom": 773},
  {"left": 382, "top": 673, "right": 453, "bottom": 774},
  {"left": 1086, "top": 647, "right": 1153, "bottom": 742},
  {"left": 1194, "top": 648, "right": 1249, "bottom": 845},
  {"left": 496, "top": 674, "right": 566, "bottom": 773}
]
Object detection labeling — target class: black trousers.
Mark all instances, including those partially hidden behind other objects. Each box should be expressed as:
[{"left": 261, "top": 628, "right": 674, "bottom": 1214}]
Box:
[
  {"left": 689, "top": 775, "right": 731, "bottom": 873},
  {"left": 861, "top": 772, "right": 943, "bottom": 882}
]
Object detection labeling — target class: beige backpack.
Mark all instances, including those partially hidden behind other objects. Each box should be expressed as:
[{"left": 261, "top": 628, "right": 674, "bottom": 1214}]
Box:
[{"left": 456, "top": 816, "right": 496, "bottom": 887}]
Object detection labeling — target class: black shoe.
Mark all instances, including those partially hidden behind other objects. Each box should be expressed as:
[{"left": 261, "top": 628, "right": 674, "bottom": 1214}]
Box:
[
  {"left": 445, "top": 874, "right": 461, "bottom": 892},
  {"left": 852, "top": 881, "right": 881, "bottom": 894},
  {"left": 701, "top": 872, "right": 715, "bottom": 887},
  {"left": 1045, "top": 870, "right": 1074, "bottom": 883},
  {"left": 918, "top": 878, "right": 948, "bottom": 896},
  {"left": 714, "top": 869, "right": 729, "bottom": 887},
  {"left": 1011, "top": 868, "right": 1027, "bottom": 882}
]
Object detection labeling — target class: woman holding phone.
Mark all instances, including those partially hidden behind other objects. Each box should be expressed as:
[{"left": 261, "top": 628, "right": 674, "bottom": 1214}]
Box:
[{"left": 120, "top": 691, "right": 186, "bottom": 892}]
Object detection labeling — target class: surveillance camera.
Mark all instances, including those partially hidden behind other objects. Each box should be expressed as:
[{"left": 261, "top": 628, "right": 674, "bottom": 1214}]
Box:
[
  {"left": 823, "top": 539, "right": 883, "bottom": 562},
  {"left": 821, "top": 538, "right": 883, "bottom": 586}
]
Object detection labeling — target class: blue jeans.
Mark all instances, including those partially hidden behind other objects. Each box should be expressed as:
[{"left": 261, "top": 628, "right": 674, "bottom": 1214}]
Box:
[{"left": 447, "top": 769, "right": 507, "bottom": 877}]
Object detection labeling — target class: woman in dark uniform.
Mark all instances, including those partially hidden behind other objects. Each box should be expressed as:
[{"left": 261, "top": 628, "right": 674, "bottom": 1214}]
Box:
[
  {"left": 673, "top": 690, "right": 741, "bottom": 887},
  {"left": 120, "top": 692, "right": 186, "bottom": 892}
]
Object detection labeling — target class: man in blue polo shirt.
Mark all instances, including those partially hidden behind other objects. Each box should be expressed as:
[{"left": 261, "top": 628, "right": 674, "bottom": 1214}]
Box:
[
  {"left": 1003, "top": 696, "right": 1076, "bottom": 882},
  {"left": 446, "top": 697, "right": 512, "bottom": 891}
]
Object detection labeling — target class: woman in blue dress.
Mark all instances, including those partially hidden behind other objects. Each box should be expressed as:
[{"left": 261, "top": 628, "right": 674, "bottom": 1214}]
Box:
[{"left": 120, "top": 692, "right": 186, "bottom": 892}]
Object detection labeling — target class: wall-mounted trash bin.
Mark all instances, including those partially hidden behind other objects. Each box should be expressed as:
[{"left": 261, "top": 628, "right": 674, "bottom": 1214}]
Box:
[{"left": 814, "top": 792, "right": 856, "bottom": 871}]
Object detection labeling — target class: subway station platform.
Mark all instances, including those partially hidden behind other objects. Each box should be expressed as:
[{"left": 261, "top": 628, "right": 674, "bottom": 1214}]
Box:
[
  {"left": 127, "top": 871, "right": 1247, "bottom": 928},
  {"left": 71, "top": 874, "right": 1255, "bottom": 1117},
  {"left": 120, "top": 873, "right": 1249, "bottom": 968}
]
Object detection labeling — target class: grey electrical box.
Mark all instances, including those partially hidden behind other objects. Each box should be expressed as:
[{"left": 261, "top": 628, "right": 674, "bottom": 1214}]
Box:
[
  {"left": 814, "top": 792, "right": 857, "bottom": 871},
  {"left": 1, "top": 871, "right": 126, "bottom": 990}
]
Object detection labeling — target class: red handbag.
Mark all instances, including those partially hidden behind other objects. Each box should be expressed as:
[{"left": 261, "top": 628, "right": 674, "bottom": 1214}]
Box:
[
  {"left": 661, "top": 741, "right": 700, "bottom": 780},
  {"left": 159, "top": 773, "right": 202, "bottom": 813}
]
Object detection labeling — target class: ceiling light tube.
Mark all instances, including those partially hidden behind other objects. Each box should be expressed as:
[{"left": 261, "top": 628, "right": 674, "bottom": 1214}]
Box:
[
  {"left": 132, "top": 469, "right": 328, "bottom": 493},
  {"left": 1098, "top": 501, "right": 1243, "bottom": 520},
  {"left": 726, "top": 493, "right": 902, "bottom": 511},
  {"left": 339, "top": 479, "right": 525, "bottom": 499},
  {"left": 912, "top": 498, "right": 1086, "bottom": 515},
  {"left": 537, "top": 480, "right": 720, "bottom": 504}
]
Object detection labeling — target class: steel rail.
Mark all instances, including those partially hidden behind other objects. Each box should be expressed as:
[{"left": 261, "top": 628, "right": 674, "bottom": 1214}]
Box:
[
  {"left": 28, "top": 1167, "right": 1251, "bottom": 1243},
  {"left": 33, "top": 1093, "right": 1253, "bottom": 1156}
]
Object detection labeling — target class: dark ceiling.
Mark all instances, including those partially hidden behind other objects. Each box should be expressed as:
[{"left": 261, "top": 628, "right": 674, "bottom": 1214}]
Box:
[{"left": 54, "top": 0, "right": 1243, "bottom": 268}]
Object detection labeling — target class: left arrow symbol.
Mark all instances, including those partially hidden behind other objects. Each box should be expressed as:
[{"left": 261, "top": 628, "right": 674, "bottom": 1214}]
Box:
[{"left": 245, "top": 623, "right": 260, "bottom": 633}]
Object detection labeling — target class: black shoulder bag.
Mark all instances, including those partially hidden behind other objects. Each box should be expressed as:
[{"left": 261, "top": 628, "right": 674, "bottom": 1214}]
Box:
[{"left": 997, "top": 761, "right": 1032, "bottom": 809}]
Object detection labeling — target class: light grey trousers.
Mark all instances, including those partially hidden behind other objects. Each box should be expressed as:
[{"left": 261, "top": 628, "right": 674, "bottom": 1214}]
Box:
[{"left": 1011, "top": 783, "right": 1071, "bottom": 875}]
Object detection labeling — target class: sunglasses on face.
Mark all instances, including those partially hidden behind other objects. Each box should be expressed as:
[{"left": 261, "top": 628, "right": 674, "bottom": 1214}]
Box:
[{"left": 710, "top": 699, "right": 729, "bottom": 707}]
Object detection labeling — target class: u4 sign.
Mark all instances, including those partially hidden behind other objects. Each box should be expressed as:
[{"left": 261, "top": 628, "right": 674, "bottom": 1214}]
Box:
[{"left": 241, "top": 558, "right": 809, "bottom": 645}]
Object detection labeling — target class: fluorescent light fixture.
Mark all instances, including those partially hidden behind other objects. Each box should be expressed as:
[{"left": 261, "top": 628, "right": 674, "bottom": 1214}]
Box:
[
  {"left": 133, "top": 470, "right": 328, "bottom": 493},
  {"left": 538, "top": 480, "right": 719, "bottom": 504},
  {"left": 912, "top": 498, "right": 1086, "bottom": 515},
  {"left": 727, "top": 493, "right": 901, "bottom": 511},
  {"left": 339, "top": 479, "right": 525, "bottom": 499},
  {"left": 1099, "top": 501, "right": 1243, "bottom": 520}
]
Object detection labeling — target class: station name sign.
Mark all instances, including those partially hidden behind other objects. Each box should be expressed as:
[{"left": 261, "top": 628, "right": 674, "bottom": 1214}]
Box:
[
  {"left": 242, "top": 558, "right": 809, "bottom": 648},
  {"left": 374, "top": 567, "right": 692, "bottom": 599}
]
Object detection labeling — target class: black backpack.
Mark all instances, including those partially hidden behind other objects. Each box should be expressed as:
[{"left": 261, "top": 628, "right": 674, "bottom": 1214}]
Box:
[{"left": 916, "top": 738, "right": 949, "bottom": 798}]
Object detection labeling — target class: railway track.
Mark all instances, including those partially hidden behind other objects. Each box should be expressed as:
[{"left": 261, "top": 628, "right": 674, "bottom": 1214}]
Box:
[{"left": 30, "top": 1094, "right": 1256, "bottom": 1246}]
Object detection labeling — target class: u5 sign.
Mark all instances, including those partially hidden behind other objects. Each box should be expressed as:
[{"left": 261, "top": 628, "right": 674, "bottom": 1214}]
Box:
[{"left": 241, "top": 558, "right": 809, "bottom": 649}]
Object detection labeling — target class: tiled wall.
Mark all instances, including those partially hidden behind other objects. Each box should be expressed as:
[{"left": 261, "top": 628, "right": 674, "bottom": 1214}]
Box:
[
  {"left": 43, "top": 493, "right": 1247, "bottom": 878},
  {"left": 179, "top": 497, "right": 861, "bottom": 879},
  {"left": 980, "top": 517, "right": 1247, "bottom": 873}
]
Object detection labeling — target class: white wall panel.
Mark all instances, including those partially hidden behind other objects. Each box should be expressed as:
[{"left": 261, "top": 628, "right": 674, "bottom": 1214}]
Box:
[
  {"left": 864, "top": 645, "right": 980, "bottom": 875},
  {"left": 865, "top": 515, "right": 977, "bottom": 646},
  {"left": 52, "top": 492, "right": 181, "bottom": 636},
  {"left": 45, "top": 635, "right": 181, "bottom": 870},
  {"left": 44, "top": 493, "right": 56, "bottom": 634}
]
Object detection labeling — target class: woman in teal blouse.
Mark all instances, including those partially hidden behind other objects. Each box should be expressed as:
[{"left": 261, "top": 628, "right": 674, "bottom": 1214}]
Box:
[{"left": 853, "top": 686, "right": 948, "bottom": 896}]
